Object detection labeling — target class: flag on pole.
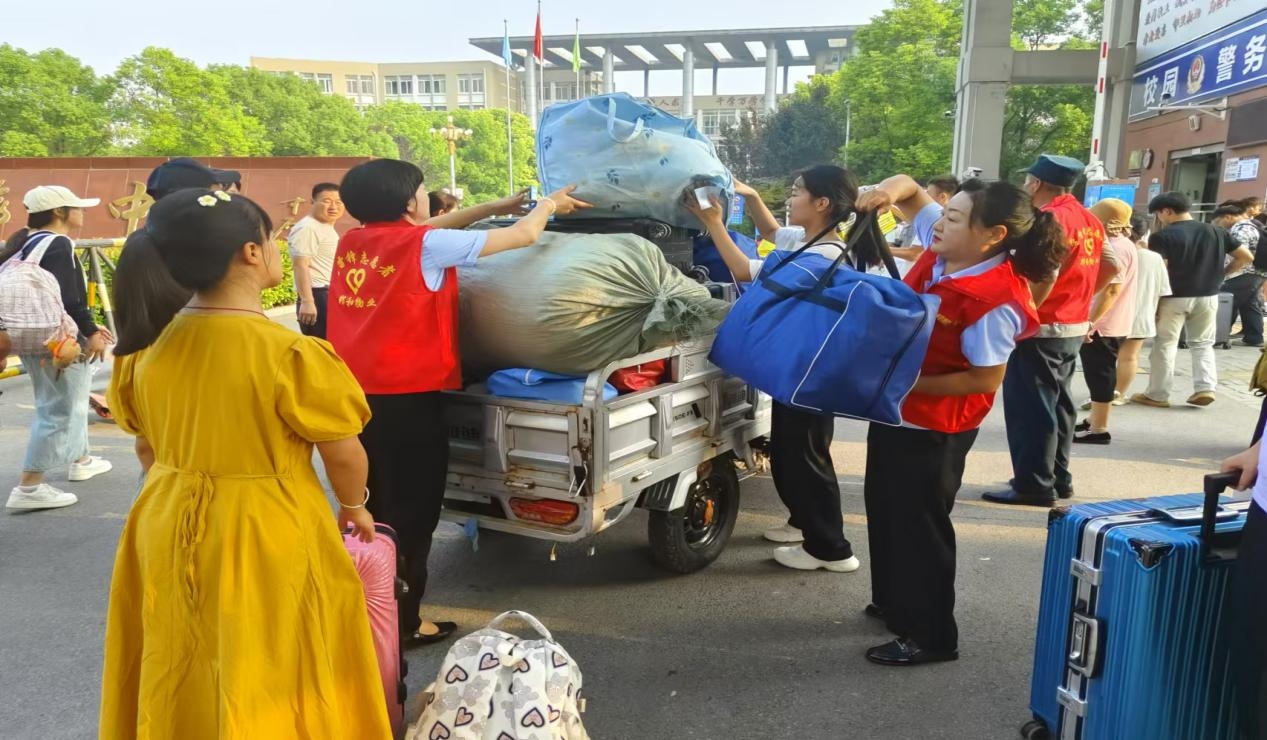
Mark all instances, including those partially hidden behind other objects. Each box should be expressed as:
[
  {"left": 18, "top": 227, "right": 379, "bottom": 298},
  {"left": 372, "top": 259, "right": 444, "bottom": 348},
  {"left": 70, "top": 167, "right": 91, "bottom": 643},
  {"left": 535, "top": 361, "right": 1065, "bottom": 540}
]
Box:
[
  {"left": 502, "top": 21, "right": 513, "bottom": 67},
  {"left": 572, "top": 19, "right": 581, "bottom": 73},
  {"left": 533, "top": 2, "right": 544, "bottom": 61}
]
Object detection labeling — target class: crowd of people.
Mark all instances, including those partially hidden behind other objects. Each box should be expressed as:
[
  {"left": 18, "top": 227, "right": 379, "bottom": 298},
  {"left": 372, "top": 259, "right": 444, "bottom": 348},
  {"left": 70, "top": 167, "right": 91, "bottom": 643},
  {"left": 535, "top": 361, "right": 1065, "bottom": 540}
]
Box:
[{"left": 1, "top": 152, "right": 1264, "bottom": 737}]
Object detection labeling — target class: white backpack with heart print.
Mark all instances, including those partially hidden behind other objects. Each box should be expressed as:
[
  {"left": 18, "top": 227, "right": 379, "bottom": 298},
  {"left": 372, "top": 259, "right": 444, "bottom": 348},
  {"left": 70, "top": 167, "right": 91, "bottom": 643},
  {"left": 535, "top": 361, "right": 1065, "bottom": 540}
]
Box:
[{"left": 406, "top": 611, "right": 589, "bottom": 740}]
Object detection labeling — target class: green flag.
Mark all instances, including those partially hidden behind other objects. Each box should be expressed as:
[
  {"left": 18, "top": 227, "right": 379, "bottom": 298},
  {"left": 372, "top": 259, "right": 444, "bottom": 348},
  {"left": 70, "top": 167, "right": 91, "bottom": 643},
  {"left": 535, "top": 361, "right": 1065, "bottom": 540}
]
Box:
[{"left": 572, "top": 22, "right": 581, "bottom": 73}]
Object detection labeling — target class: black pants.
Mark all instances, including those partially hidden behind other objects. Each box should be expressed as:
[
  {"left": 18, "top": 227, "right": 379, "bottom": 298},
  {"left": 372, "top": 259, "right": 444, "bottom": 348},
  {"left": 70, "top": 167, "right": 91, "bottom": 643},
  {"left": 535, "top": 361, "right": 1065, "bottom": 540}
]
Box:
[
  {"left": 1223, "top": 273, "right": 1265, "bottom": 345},
  {"left": 298, "top": 286, "right": 329, "bottom": 340},
  {"left": 1079, "top": 334, "right": 1124, "bottom": 403},
  {"left": 361, "top": 391, "right": 448, "bottom": 636},
  {"left": 1232, "top": 502, "right": 1267, "bottom": 739},
  {"left": 1003, "top": 336, "right": 1082, "bottom": 498},
  {"left": 864, "top": 423, "right": 978, "bottom": 652},
  {"left": 770, "top": 401, "right": 852, "bottom": 561},
  {"left": 1253, "top": 396, "right": 1267, "bottom": 446}
]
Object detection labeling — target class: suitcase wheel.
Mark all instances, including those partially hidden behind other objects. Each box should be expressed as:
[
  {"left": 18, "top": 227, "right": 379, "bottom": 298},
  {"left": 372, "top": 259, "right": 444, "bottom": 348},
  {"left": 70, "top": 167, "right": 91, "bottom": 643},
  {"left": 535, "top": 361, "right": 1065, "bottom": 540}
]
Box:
[{"left": 1020, "top": 719, "right": 1050, "bottom": 740}]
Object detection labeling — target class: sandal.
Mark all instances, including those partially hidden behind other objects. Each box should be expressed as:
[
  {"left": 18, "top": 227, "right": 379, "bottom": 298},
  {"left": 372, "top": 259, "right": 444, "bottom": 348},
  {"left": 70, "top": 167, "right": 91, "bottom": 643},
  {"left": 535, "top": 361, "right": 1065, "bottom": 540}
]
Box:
[{"left": 405, "top": 621, "right": 458, "bottom": 647}]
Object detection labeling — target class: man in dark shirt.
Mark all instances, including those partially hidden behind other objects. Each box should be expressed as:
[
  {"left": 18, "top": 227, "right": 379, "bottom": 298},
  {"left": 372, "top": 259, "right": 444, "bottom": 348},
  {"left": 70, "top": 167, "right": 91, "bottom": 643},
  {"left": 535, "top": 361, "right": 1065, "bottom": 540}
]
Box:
[{"left": 1133, "top": 192, "right": 1252, "bottom": 408}]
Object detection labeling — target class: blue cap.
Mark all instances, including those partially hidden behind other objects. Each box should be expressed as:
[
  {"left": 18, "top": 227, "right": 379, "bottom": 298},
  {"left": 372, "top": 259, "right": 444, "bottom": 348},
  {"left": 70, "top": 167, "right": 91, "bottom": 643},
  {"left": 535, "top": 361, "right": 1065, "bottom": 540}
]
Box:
[{"left": 1027, "top": 154, "right": 1085, "bottom": 188}]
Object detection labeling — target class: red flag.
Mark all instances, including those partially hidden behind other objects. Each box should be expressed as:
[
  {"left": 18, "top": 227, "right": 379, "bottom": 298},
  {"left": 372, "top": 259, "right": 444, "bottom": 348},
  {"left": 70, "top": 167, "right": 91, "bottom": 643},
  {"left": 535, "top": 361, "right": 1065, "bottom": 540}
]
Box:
[{"left": 533, "top": 6, "right": 544, "bottom": 61}]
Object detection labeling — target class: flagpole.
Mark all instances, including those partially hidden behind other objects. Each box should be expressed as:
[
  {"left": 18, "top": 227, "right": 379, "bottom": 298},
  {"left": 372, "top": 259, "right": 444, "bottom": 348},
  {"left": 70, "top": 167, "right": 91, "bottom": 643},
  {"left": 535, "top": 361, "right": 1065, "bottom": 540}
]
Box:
[
  {"left": 575, "top": 18, "right": 581, "bottom": 99},
  {"left": 504, "top": 19, "right": 514, "bottom": 196},
  {"left": 537, "top": 0, "right": 544, "bottom": 113}
]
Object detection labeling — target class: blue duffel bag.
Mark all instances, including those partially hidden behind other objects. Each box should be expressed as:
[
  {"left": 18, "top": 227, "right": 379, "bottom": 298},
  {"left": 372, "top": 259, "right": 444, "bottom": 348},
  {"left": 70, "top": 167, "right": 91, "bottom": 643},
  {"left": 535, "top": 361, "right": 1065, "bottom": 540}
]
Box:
[
  {"left": 536, "top": 93, "right": 732, "bottom": 229},
  {"left": 693, "top": 229, "right": 759, "bottom": 285},
  {"left": 708, "top": 214, "right": 939, "bottom": 425},
  {"left": 487, "top": 368, "right": 618, "bottom": 405}
]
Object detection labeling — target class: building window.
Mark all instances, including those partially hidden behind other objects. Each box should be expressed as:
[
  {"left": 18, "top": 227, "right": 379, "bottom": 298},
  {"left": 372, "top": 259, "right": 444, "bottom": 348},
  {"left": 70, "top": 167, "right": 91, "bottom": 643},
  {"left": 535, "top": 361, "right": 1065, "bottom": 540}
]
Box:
[
  {"left": 345, "top": 74, "right": 374, "bottom": 95},
  {"left": 457, "top": 73, "right": 486, "bottom": 109},
  {"left": 296, "top": 72, "right": 334, "bottom": 94},
  {"left": 701, "top": 109, "right": 745, "bottom": 138},
  {"left": 386, "top": 75, "right": 415, "bottom": 97}
]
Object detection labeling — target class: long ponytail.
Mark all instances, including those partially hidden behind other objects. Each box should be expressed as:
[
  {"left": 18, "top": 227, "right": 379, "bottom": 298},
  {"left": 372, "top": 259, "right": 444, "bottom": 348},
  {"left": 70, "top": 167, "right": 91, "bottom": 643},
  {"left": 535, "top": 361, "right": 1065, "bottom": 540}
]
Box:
[
  {"left": 796, "top": 164, "right": 891, "bottom": 271},
  {"left": 112, "top": 188, "right": 272, "bottom": 355},
  {"left": 958, "top": 179, "right": 1067, "bottom": 283},
  {"left": 111, "top": 229, "right": 194, "bottom": 356}
]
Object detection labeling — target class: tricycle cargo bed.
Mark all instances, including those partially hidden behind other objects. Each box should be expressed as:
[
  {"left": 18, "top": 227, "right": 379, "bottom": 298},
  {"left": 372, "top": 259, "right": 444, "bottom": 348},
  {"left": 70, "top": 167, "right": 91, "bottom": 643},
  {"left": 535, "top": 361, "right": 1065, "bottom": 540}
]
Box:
[{"left": 441, "top": 338, "right": 771, "bottom": 559}]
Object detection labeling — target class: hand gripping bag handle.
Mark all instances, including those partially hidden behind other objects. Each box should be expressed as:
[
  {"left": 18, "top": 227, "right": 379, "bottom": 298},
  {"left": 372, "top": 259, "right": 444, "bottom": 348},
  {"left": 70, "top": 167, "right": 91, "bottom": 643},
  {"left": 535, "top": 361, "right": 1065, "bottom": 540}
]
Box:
[
  {"left": 606, "top": 97, "right": 646, "bottom": 143},
  {"left": 762, "top": 211, "right": 898, "bottom": 291}
]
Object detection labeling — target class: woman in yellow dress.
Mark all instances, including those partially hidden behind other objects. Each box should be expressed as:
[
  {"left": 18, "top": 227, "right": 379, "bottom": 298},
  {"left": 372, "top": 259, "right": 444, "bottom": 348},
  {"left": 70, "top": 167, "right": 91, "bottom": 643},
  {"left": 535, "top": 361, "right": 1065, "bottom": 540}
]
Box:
[{"left": 100, "top": 188, "right": 391, "bottom": 739}]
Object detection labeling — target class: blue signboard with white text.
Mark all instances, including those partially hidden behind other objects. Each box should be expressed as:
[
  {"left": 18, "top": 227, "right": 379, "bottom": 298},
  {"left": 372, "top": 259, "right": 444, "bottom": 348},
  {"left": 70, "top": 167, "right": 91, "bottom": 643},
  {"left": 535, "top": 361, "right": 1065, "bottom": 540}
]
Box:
[{"left": 1130, "top": 7, "right": 1267, "bottom": 120}]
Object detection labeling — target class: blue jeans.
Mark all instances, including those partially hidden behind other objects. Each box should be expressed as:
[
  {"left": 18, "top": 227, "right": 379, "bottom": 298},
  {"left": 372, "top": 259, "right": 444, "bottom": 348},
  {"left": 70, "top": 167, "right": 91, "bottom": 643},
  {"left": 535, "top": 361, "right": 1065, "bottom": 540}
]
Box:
[{"left": 20, "top": 355, "right": 91, "bottom": 474}]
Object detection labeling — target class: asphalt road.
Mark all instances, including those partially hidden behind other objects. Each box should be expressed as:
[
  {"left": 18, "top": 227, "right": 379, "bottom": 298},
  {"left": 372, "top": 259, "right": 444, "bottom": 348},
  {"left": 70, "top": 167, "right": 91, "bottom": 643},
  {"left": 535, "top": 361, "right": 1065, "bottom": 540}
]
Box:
[{"left": 0, "top": 324, "right": 1258, "bottom": 740}]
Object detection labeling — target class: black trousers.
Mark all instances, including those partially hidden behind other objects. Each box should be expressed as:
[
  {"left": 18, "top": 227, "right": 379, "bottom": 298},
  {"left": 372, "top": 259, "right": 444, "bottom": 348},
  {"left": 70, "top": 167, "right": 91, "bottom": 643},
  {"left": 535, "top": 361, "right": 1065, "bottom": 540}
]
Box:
[
  {"left": 864, "top": 423, "right": 978, "bottom": 652},
  {"left": 1223, "top": 273, "right": 1265, "bottom": 345},
  {"left": 1232, "top": 502, "right": 1267, "bottom": 739},
  {"left": 298, "top": 286, "right": 329, "bottom": 340},
  {"left": 770, "top": 401, "right": 853, "bottom": 561},
  {"left": 361, "top": 391, "right": 448, "bottom": 636},
  {"left": 1079, "top": 334, "right": 1124, "bottom": 403},
  {"left": 1003, "top": 336, "right": 1082, "bottom": 498}
]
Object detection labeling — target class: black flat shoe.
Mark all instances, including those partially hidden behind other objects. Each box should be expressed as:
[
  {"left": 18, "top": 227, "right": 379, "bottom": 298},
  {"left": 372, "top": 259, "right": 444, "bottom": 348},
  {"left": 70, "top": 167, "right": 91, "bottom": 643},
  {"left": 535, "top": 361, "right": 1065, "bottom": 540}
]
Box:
[
  {"left": 1075, "top": 419, "right": 1090, "bottom": 433},
  {"left": 982, "top": 489, "right": 1055, "bottom": 507},
  {"left": 864, "top": 603, "right": 886, "bottom": 621},
  {"left": 865, "top": 637, "right": 958, "bottom": 667},
  {"left": 1057, "top": 488, "right": 1074, "bottom": 500},
  {"left": 405, "top": 621, "right": 458, "bottom": 647},
  {"left": 1073, "top": 430, "right": 1111, "bottom": 445}
]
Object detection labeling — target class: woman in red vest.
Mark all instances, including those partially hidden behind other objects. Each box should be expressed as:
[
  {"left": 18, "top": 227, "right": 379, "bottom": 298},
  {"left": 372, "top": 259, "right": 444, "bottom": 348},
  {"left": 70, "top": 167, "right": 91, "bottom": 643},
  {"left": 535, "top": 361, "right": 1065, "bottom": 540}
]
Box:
[
  {"left": 860, "top": 180, "right": 1066, "bottom": 666},
  {"left": 329, "top": 159, "right": 588, "bottom": 646}
]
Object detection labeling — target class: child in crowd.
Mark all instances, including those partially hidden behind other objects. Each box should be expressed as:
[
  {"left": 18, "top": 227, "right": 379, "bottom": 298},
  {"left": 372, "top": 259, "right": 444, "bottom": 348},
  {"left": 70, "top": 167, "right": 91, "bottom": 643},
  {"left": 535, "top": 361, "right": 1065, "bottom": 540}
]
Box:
[
  {"left": 855, "top": 179, "right": 1066, "bottom": 666},
  {"left": 101, "top": 189, "right": 391, "bottom": 737},
  {"left": 328, "top": 160, "right": 588, "bottom": 645},
  {"left": 687, "top": 165, "right": 889, "bottom": 574}
]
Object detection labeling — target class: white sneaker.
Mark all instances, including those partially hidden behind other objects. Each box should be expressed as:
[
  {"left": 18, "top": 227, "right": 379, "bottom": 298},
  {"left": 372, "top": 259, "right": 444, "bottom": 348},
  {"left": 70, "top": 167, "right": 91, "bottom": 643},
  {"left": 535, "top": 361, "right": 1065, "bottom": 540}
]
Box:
[
  {"left": 7, "top": 484, "right": 78, "bottom": 511},
  {"left": 773, "top": 545, "right": 861, "bottom": 573},
  {"left": 763, "top": 524, "right": 805, "bottom": 543},
  {"left": 69, "top": 456, "right": 112, "bottom": 482}
]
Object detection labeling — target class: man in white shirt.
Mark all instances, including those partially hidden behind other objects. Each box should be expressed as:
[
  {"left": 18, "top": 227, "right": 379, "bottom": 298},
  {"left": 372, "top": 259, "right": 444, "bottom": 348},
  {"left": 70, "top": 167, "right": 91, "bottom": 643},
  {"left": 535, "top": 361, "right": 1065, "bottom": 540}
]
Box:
[{"left": 289, "top": 183, "right": 344, "bottom": 339}]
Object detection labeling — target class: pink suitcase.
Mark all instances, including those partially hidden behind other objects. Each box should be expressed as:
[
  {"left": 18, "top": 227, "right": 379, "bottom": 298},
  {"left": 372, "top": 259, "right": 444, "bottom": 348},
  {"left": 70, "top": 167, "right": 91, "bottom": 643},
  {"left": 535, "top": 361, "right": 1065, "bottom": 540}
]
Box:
[{"left": 344, "top": 523, "right": 407, "bottom": 738}]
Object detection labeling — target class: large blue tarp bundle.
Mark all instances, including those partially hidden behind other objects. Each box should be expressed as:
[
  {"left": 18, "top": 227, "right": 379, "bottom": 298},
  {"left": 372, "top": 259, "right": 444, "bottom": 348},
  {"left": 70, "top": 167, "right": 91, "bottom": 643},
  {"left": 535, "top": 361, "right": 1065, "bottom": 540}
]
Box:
[{"left": 536, "top": 93, "right": 733, "bottom": 229}]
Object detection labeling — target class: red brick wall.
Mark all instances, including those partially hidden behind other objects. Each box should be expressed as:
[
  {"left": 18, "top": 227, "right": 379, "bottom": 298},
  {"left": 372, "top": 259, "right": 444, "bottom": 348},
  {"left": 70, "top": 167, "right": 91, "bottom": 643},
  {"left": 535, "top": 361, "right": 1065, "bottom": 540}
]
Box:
[
  {"left": 0, "top": 157, "right": 372, "bottom": 241},
  {"left": 1120, "top": 88, "right": 1267, "bottom": 209}
]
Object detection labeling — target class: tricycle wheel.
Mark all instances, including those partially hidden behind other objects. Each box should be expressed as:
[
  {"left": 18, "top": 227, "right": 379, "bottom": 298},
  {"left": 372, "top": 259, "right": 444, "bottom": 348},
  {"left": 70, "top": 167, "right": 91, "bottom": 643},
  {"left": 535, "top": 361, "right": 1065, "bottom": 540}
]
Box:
[
  {"left": 647, "top": 458, "right": 739, "bottom": 574},
  {"left": 1020, "top": 720, "right": 1050, "bottom": 740}
]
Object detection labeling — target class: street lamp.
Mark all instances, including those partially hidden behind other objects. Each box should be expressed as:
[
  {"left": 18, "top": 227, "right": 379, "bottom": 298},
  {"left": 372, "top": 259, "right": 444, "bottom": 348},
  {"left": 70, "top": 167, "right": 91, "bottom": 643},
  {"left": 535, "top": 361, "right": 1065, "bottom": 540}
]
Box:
[
  {"left": 842, "top": 99, "right": 852, "bottom": 165},
  {"left": 430, "top": 115, "right": 474, "bottom": 194}
]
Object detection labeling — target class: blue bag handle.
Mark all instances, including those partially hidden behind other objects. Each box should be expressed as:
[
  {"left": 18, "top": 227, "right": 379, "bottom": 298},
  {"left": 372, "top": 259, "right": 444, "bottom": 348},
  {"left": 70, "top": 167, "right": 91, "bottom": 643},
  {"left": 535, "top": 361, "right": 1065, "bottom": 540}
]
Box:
[
  {"left": 606, "top": 97, "right": 646, "bottom": 142},
  {"left": 762, "top": 212, "right": 898, "bottom": 290}
]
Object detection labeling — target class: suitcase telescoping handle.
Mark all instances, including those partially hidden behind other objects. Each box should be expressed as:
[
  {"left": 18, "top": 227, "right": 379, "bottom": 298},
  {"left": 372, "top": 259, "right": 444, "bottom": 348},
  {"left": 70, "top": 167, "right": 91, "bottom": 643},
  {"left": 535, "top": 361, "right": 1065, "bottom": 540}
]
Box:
[{"left": 1202, "top": 471, "right": 1243, "bottom": 559}]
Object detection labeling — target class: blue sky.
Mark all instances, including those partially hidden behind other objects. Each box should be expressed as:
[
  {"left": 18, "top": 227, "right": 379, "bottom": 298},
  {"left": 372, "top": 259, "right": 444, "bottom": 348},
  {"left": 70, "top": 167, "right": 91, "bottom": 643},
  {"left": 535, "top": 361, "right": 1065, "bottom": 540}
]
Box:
[{"left": 3, "top": 0, "right": 891, "bottom": 95}]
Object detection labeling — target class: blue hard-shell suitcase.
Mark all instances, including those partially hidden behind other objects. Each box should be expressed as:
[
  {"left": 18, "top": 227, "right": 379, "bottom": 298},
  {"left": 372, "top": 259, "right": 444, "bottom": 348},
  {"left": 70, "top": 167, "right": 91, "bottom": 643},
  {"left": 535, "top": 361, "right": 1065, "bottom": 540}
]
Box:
[{"left": 1023, "top": 474, "right": 1249, "bottom": 739}]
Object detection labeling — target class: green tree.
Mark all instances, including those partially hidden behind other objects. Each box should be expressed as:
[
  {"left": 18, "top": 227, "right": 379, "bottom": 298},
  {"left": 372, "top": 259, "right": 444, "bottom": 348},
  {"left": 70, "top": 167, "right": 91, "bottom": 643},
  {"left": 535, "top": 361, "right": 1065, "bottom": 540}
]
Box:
[
  {"left": 365, "top": 105, "right": 535, "bottom": 203},
  {"left": 108, "top": 47, "right": 266, "bottom": 156},
  {"left": 758, "top": 77, "right": 848, "bottom": 177},
  {"left": 0, "top": 45, "right": 112, "bottom": 156}
]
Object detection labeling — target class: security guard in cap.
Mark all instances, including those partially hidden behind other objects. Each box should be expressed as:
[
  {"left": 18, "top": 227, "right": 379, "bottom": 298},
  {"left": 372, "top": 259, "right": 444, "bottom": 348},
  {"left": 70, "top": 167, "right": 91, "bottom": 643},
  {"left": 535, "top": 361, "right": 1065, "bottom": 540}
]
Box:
[{"left": 983, "top": 154, "right": 1119, "bottom": 506}]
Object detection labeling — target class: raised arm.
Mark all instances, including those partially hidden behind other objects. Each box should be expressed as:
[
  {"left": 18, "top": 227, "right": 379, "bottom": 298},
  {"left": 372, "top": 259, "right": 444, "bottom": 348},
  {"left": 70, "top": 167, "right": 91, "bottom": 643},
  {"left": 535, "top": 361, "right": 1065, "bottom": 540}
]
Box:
[
  {"left": 733, "top": 179, "right": 781, "bottom": 244},
  {"left": 478, "top": 186, "right": 591, "bottom": 257},
  {"left": 854, "top": 174, "right": 936, "bottom": 221},
  {"left": 426, "top": 189, "right": 531, "bottom": 230}
]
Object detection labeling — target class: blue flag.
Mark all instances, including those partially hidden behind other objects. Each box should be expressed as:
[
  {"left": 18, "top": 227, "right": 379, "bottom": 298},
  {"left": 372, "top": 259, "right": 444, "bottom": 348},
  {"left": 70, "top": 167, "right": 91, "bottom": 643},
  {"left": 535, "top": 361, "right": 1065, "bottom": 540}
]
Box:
[{"left": 501, "top": 23, "right": 513, "bottom": 67}]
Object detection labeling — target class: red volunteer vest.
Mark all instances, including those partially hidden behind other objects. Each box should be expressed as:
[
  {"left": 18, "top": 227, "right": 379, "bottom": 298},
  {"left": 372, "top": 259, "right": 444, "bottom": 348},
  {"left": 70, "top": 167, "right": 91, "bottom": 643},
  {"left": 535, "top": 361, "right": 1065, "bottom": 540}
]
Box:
[
  {"left": 327, "top": 221, "right": 462, "bottom": 395},
  {"left": 1038, "top": 194, "right": 1107, "bottom": 326},
  {"left": 901, "top": 251, "right": 1040, "bottom": 433}
]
